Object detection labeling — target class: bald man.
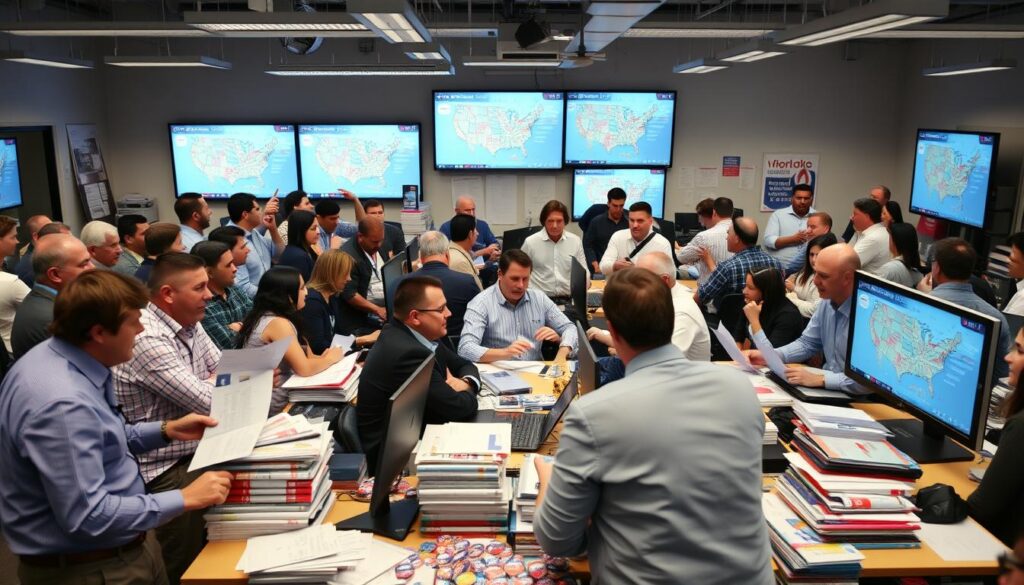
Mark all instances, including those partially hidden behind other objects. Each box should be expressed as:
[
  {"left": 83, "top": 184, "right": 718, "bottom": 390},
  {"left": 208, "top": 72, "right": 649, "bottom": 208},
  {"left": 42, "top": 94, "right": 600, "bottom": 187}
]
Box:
[
  {"left": 694, "top": 216, "right": 783, "bottom": 310},
  {"left": 439, "top": 197, "right": 500, "bottom": 262},
  {"left": 338, "top": 218, "right": 388, "bottom": 335},
  {"left": 745, "top": 244, "right": 867, "bottom": 395},
  {"left": 11, "top": 234, "right": 95, "bottom": 358}
]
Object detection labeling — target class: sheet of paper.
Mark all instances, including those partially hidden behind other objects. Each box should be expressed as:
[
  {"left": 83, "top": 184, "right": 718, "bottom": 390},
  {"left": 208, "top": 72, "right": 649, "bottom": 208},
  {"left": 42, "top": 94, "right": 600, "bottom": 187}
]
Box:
[
  {"left": 490, "top": 360, "right": 546, "bottom": 374},
  {"left": 918, "top": 518, "right": 1007, "bottom": 561},
  {"left": 452, "top": 176, "right": 485, "bottom": 217},
  {"left": 189, "top": 370, "right": 275, "bottom": 471},
  {"left": 329, "top": 539, "right": 412, "bottom": 585},
  {"left": 331, "top": 334, "right": 355, "bottom": 352},
  {"left": 436, "top": 422, "right": 512, "bottom": 454},
  {"left": 486, "top": 175, "right": 518, "bottom": 225},
  {"left": 473, "top": 254, "right": 485, "bottom": 266},
  {"left": 676, "top": 166, "right": 695, "bottom": 189},
  {"left": 696, "top": 167, "right": 720, "bottom": 188},
  {"left": 711, "top": 322, "right": 758, "bottom": 373},
  {"left": 282, "top": 352, "right": 359, "bottom": 389},
  {"left": 238, "top": 525, "right": 339, "bottom": 574},
  {"left": 739, "top": 165, "right": 756, "bottom": 190},
  {"left": 750, "top": 332, "right": 788, "bottom": 378},
  {"left": 217, "top": 337, "right": 291, "bottom": 374},
  {"left": 523, "top": 176, "right": 556, "bottom": 223}
]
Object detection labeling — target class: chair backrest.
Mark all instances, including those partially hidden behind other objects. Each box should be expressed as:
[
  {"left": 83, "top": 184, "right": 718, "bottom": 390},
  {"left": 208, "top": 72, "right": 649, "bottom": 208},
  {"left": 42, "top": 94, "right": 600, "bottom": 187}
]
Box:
[
  {"left": 502, "top": 226, "right": 542, "bottom": 252},
  {"left": 334, "top": 404, "right": 363, "bottom": 453},
  {"left": 716, "top": 293, "right": 748, "bottom": 340}
]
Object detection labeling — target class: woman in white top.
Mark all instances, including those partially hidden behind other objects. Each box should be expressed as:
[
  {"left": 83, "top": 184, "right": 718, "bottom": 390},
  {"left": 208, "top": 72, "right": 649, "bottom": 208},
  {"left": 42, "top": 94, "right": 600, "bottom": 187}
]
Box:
[
  {"left": 877, "top": 223, "right": 924, "bottom": 288},
  {"left": 237, "top": 265, "right": 344, "bottom": 377},
  {"left": 0, "top": 216, "right": 30, "bottom": 352},
  {"left": 786, "top": 233, "right": 838, "bottom": 318}
]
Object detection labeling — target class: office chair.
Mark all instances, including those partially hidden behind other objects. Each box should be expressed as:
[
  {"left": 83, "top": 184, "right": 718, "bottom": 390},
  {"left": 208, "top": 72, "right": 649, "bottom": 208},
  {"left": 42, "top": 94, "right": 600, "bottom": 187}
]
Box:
[{"left": 333, "top": 405, "right": 363, "bottom": 453}]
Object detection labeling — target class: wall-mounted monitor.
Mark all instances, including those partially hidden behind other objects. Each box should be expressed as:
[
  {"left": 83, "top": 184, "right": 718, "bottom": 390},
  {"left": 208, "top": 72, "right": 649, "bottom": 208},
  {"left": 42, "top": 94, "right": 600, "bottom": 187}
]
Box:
[
  {"left": 565, "top": 91, "right": 676, "bottom": 167},
  {"left": 0, "top": 138, "right": 23, "bottom": 210},
  {"left": 298, "top": 124, "right": 421, "bottom": 200},
  {"left": 909, "top": 129, "right": 999, "bottom": 229},
  {"left": 433, "top": 91, "right": 565, "bottom": 170},
  {"left": 572, "top": 168, "right": 666, "bottom": 220},
  {"left": 169, "top": 124, "right": 299, "bottom": 199}
]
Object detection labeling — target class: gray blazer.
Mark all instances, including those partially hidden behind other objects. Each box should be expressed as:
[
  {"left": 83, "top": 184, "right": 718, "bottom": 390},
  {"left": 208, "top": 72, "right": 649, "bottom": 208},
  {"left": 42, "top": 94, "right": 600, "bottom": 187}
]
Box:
[
  {"left": 11, "top": 286, "right": 57, "bottom": 359},
  {"left": 112, "top": 251, "right": 142, "bottom": 277},
  {"left": 533, "top": 344, "right": 773, "bottom": 584}
]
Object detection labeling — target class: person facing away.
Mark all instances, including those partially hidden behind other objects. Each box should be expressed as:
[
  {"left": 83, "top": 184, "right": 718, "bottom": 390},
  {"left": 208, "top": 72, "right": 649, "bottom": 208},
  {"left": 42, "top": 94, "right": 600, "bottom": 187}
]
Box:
[
  {"left": 0, "top": 270, "right": 231, "bottom": 585},
  {"left": 583, "top": 187, "right": 629, "bottom": 275},
  {"left": 531, "top": 267, "right": 772, "bottom": 585},
  {"left": 674, "top": 196, "right": 734, "bottom": 284},
  {"left": 847, "top": 197, "right": 892, "bottom": 274},
  {"left": 841, "top": 185, "right": 903, "bottom": 242},
  {"left": 358, "top": 276, "right": 481, "bottom": 475},
  {"left": 175, "top": 193, "right": 212, "bottom": 251},
  {"left": 763, "top": 183, "right": 816, "bottom": 266}
]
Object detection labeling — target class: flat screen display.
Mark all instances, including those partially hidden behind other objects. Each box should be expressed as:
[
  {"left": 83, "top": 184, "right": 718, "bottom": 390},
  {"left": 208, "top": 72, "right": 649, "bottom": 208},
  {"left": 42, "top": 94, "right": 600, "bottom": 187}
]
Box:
[
  {"left": 565, "top": 91, "right": 676, "bottom": 167},
  {"left": 298, "top": 124, "right": 421, "bottom": 200},
  {"left": 572, "top": 168, "right": 666, "bottom": 219},
  {"left": 0, "top": 138, "right": 23, "bottom": 209},
  {"left": 169, "top": 124, "right": 299, "bottom": 199},
  {"left": 909, "top": 129, "right": 999, "bottom": 229},
  {"left": 433, "top": 91, "right": 565, "bottom": 170}
]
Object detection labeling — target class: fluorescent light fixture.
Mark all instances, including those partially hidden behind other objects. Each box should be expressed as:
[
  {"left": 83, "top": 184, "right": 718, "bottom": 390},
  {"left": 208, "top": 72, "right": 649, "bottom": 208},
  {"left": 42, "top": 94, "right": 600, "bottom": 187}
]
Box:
[
  {"left": 673, "top": 58, "right": 730, "bottom": 74},
  {"left": 461, "top": 57, "right": 562, "bottom": 68},
  {"left": 923, "top": 58, "right": 1016, "bottom": 77},
  {"left": 104, "top": 55, "right": 232, "bottom": 69},
  {"left": 401, "top": 42, "right": 451, "bottom": 62},
  {"left": 868, "top": 24, "right": 1024, "bottom": 39},
  {"left": 347, "top": 0, "right": 431, "bottom": 44},
  {"left": 775, "top": 0, "right": 948, "bottom": 46},
  {"left": 428, "top": 24, "right": 497, "bottom": 38},
  {"left": 265, "top": 63, "right": 453, "bottom": 76},
  {"left": 624, "top": 23, "right": 777, "bottom": 38},
  {"left": 587, "top": 1, "right": 663, "bottom": 17},
  {"left": 0, "top": 50, "right": 93, "bottom": 68},
  {"left": 565, "top": 0, "right": 663, "bottom": 53},
  {"left": 184, "top": 12, "right": 372, "bottom": 37},
  {"left": 0, "top": 21, "right": 211, "bottom": 37},
  {"left": 717, "top": 38, "right": 789, "bottom": 63}
]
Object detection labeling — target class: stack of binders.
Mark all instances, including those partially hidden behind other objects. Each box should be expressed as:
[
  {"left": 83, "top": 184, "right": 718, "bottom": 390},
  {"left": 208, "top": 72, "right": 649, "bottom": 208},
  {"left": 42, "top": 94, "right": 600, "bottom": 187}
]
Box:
[
  {"left": 400, "top": 202, "right": 433, "bottom": 235},
  {"left": 509, "top": 454, "right": 549, "bottom": 555},
  {"left": 414, "top": 423, "right": 512, "bottom": 534},
  {"left": 764, "top": 492, "right": 864, "bottom": 584},
  {"left": 282, "top": 353, "right": 360, "bottom": 403},
  {"left": 203, "top": 422, "right": 335, "bottom": 541}
]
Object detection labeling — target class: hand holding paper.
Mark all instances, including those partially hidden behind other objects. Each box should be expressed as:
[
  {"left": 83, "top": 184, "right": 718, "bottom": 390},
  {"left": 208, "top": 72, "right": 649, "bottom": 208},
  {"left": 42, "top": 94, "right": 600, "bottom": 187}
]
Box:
[{"left": 710, "top": 321, "right": 758, "bottom": 374}]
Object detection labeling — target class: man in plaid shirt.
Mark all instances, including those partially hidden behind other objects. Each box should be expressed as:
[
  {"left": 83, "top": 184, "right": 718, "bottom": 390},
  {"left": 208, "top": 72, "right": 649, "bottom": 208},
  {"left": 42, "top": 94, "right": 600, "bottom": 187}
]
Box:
[
  {"left": 193, "top": 241, "right": 253, "bottom": 350},
  {"left": 695, "top": 217, "right": 783, "bottom": 310},
  {"left": 113, "top": 253, "right": 220, "bottom": 585}
]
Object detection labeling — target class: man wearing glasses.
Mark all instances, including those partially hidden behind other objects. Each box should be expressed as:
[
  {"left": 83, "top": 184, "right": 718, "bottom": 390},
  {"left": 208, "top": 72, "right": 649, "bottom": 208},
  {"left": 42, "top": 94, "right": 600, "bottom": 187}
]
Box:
[{"left": 356, "top": 276, "right": 481, "bottom": 475}]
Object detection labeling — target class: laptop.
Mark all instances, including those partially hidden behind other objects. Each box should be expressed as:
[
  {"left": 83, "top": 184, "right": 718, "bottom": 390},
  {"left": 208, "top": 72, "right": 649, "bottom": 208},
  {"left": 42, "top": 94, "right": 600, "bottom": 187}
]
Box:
[
  {"left": 576, "top": 321, "right": 601, "bottom": 396},
  {"left": 765, "top": 370, "right": 854, "bottom": 406},
  {"left": 473, "top": 371, "right": 579, "bottom": 451}
]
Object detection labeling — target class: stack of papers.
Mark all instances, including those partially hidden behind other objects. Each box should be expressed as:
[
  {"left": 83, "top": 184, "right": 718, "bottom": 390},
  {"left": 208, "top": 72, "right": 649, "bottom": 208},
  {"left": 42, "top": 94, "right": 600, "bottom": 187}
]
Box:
[
  {"left": 400, "top": 203, "right": 433, "bottom": 235},
  {"left": 255, "top": 413, "right": 319, "bottom": 447},
  {"left": 509, "top": 454, "right": 551, "bottom": 556},
  {"left": 414, "top": 423, "right": 512, "bottom": 534},
  {"left": 794, "top": 402, "right": 892, "bottom": 441},
  {"left": 203, "top": 423, "right": 336, "bottom": 541},
  {"left": 790, "top": 428, "right": 921, "bottom": 480},
  {"left": 237, "top": 526, "right": 372, "bottom": 584},
  {"left": 283, "top": 353, "right": 361, "bottom": 403},
  {"left": 764, "top": 492, "right": 864, "bottom": 584},
  {"left": 747, "top": 373, "right": 794, "bottom": 408},
  {"left": 764, "top": 418, "right": 779, "bottom": 446}
]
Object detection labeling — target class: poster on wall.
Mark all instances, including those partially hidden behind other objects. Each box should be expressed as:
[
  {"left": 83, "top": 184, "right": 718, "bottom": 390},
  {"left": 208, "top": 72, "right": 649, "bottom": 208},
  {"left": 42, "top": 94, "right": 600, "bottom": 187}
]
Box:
[
  {"left": 760, "top": 153, "right": 819, "bottom": 211},
  {"left": 66, "top": 124, "right": 116, "bottom": 222}
]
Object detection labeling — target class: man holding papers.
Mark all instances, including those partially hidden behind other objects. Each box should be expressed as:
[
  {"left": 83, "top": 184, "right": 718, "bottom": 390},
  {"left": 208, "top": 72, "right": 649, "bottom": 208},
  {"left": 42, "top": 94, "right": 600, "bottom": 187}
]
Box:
[
  {"left": 532, "top": 268, "right": 772, "bottom": 584},
  {"left": 0, "top": 271, "right": 232, "bottom": 585},
  {"left": 744, "top": 244, "right": 867, "bottom": 395},
  {"left": 358, "top": 276, "right": 481, "bottom": 475}
]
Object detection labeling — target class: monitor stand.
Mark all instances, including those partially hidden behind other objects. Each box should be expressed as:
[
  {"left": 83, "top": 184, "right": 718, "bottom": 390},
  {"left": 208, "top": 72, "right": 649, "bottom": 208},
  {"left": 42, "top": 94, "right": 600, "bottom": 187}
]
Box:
[
  {"left": 335, "top": 497, "right": 419, "bottom": 541},
  {"left": 879, "top": 419, "right": 973, "bottom": 464}
]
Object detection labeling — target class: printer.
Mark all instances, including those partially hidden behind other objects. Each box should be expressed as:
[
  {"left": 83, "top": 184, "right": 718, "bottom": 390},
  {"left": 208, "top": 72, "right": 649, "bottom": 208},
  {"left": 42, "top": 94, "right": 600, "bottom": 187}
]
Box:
[{"left": 116, "top": 194, "right": 158, "bottom": 224}]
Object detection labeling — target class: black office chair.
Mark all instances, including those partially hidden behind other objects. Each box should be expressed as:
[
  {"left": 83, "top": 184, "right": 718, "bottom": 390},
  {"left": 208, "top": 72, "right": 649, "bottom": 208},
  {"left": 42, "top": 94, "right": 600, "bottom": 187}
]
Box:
[
  {"left": 333, "top": 405, "right": 363, "bottom": 454},
  {"left": 733, "top": 208, "right": 744, "bottom": 218},
  {"left": 578, "top": 203, "right": 608, "bottom": 233}
]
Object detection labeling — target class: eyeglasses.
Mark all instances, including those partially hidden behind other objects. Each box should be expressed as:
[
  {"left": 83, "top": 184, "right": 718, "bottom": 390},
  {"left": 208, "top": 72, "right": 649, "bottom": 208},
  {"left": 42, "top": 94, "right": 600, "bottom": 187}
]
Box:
[
  {"left": 414, "top": 305, "right": 448, "bottom": 314},
  {"left": 999, "top": 552, "right": 1024, "bottom": 574}
]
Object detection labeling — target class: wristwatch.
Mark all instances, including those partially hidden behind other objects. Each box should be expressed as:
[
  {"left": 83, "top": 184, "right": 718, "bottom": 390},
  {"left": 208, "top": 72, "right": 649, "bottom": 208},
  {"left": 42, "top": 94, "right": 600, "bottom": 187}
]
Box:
[{"left": 160, "top": 420, "right": 171, "bottom": 443}]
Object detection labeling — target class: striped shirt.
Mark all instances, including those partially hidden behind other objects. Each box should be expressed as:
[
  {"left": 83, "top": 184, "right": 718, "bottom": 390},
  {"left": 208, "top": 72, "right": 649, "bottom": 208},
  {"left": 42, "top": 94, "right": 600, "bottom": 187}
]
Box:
[
  {"left": 459, "top": 285, "right": 578, "bottom": 362},
  {"left": 112, "top": 303, "right": 220, "bottom": 482},
  {"left": 675, "top": 219, "right": 733, "bottom": 284}
]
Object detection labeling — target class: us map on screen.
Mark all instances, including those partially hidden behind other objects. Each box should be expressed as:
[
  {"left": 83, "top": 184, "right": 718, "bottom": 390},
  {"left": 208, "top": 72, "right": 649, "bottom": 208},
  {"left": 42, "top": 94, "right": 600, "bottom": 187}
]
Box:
[
  {"left": 565, "top": 92, "right": 675, "bottom": 166},
  {"left": 572, "top": 168, "right": 665, "bottom": 218},
  {"left": 910, "top": 131, "right": 996, "bottom": 228},
  {"left": 299, "top": 125, "right": 420, "bottom": 199},
  {"left": 170, "top": 125, "right": 299, "bottom": 199}
]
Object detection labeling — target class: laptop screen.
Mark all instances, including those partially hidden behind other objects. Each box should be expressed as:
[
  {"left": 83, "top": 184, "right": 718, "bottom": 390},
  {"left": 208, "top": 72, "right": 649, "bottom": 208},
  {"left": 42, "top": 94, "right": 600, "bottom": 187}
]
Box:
[{"left": 540, "top": 372, "right": 579, "bottom": 441}]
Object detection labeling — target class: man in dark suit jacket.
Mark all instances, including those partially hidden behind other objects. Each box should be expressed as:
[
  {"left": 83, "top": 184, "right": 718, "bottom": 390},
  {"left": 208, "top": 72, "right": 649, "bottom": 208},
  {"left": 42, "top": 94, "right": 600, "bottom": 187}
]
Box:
[
  {"left": 357, "top": 275, "right": 480, "bottom": 474},
  {"left": 386, "top": 231, "right": 480, "bottom": 339},
  {"left": 337, "top": 219, "right": 388, "bottom": 335},
  {"left": 362, "top": 198, "right": 407, "bottom": 260}
]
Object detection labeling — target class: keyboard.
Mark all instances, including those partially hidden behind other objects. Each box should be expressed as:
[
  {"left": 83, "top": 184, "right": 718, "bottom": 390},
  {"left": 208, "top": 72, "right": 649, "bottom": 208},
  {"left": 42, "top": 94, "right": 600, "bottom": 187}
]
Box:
[{"left": 504, "top": 413, "right": 546, "bottom": 450}]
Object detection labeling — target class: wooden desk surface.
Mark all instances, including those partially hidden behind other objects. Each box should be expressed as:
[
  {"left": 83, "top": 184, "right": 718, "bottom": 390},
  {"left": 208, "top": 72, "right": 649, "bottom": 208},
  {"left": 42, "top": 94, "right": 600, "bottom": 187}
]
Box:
[
  {"left": 182, "top": 373, "right": 999, "bottom": 583},
  {"left": 588, "top": 278, "right": 697, "bottom": 290}
]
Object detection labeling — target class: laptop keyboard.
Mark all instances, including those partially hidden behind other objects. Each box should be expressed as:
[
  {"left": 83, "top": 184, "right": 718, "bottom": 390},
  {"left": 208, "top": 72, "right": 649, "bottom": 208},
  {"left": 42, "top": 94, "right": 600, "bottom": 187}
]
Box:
[{"left": 506, "top": 413, "right": 546, "bottom": 450}]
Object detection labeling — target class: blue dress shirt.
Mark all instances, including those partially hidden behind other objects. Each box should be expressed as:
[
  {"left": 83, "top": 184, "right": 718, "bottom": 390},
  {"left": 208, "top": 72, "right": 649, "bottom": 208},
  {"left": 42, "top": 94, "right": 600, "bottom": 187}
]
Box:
[
  {"left": 764, "top": 205, "right": 814, "bottom": 265},
  {"left": 0, "top": 338, "right": 183, "bottom": 555},
  {"left": 771, "top": 296, "right": 868, "bottom": 395},
  {"left": 179, "top": 225, "right": 205, "bottom": 252},
  {"left": 316, "top": 222, "right": 358, "bottom": 253},
  {"left": 229, "top": 222, "right": 279, "bottom": 297},
  {"left": 440, "top": 217, "right": 498, "bottom": 252},
  {"left": 931, "top": 282, "right": 1010, "bottom": 380},
  {"left": 458, "top": 286, "right": 578, "bottom": 362}
]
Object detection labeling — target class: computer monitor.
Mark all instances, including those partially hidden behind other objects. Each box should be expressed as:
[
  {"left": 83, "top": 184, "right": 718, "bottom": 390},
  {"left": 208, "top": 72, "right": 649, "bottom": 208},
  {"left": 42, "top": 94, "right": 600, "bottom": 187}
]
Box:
[
  {"left": 404, "top": 237, "right": 419, "bottom": 273},
  {"left": 675, "top": 212, "right": 702, "bottom": 233},
  {"left": 845, "top": 271, "right": 999, "bottom": 463},
  {"left": 335, "top": 355, "right": 433, "bottom": 540},
  {"left": 570, "top": 257, "right": 589, "bottom": 329},
  {"left": 0, "top": 138, "right": 23, "bottom": 210},
  {"left": 564, "top": 91, "right": 676, "bottom": 167},
  {"left": 381, "top": 250, "right": 407, "bottom": 321},
  {"left": 501, "top": 226, "right": 541, "bottom": 253},
  {"left": 576, "top": 321, "right": 601, "bottom": 396},
  {"left": 297, "top": 124, "right": 421, "bottom": 200},
  {"left": 909, "top": 129, "right": 999, "bottom": 229}
]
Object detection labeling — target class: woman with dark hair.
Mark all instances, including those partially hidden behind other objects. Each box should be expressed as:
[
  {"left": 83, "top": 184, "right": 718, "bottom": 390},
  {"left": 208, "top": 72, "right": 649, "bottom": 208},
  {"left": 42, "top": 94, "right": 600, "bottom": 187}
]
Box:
[
  {"left": 277, "top": 190, "right": 314, "bottom": 244},
  {"left": 878, "top": 222, "right": 924, "bottom": 288},
  {"left": 968, "top": 325, "right": 1024, "bottom": 546},
  {"left": 786, "top": 233, "right": 838, "bottom": 318},
  {"left": 738, "top": 267, "right": 804, "bottom": 348},
  {"left": 237, "top": 266, "right": 343, "bottom": 380},
  {"left": 279, "top": 210, "right": 318, "bottom": 281},
  {"left": 0, "top": 216, "right": 29, "bottom": 353}
]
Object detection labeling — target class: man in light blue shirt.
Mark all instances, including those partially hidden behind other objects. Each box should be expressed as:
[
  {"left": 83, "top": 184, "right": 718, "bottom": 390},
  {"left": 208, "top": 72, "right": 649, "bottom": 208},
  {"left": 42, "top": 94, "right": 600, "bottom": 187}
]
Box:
[
  {"left": 459, "top": 249, "right": 577, "bottom": 363},
  {"left": 764, "top": 183, "right": 815, "bottom": 266},
  {"left": 747, "top": 243, "right": 868, "bottom": 395},
  {"left": 0, "top": 270, "right": 230, "bottom": 585},
  {"left": 226, "top": 192, "right": 283, "bottom": 296},
  {"left": 175, "top": 193, "right": 212, "bottom": 251}
]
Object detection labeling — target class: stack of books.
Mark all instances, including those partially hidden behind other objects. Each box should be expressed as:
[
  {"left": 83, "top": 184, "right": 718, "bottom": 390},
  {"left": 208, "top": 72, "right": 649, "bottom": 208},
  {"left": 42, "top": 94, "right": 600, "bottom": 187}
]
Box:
[
  {"left": 328, "top": 453, "right": 367, "bottom": 491},
  {"left": 400, "top": 202, "right": 433, "bottom": 236},
  {"left": 237, "top": 526, "right": 372, "bottom": 584},
  {"left": 283, "top": 353, "right": 361, "bottom": 403},
  {"left": 793, "top": 402, "right": 893, "bottom": 441},
  {"left": 414, "top": 423, "right": 512, "bottom": 534},
  {"left": 509, "top": 454, "right": 549, "bottom": 555},
  {"left": 764, "top": 492, "right": 864, "bottom": 584},
  {"left": 764, "top": 417, "right": 779, "bottom": 445},
  {"left": 748, "top": 373, "right": 793, "bottom": 407},
  {"left": 203, "top": 422, "right": 335, "bottom": 540}
]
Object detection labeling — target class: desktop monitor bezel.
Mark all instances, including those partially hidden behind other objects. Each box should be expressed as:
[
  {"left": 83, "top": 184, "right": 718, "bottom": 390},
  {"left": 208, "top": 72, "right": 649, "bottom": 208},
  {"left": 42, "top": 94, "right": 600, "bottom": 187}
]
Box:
[
  {"left": 432, "top": 90, "right": 566, "bottom": 171},
  {"left": 576, "top": 320, "right": 600, "bottom": 396},
  {"left": 167, "top": 123, "right": 300, "bottom": 200},
  {"left": 296, "top": 123, "right": 423, "bottom": 200},
  {"left": 0, "top": 137, "right": 24, "bottom": 210},
  {"left": 381, "top": 250, "right": 408, "bottom": 322},
  {"left": 908, "top": 128, "right": 1000, "bottom": 229},
  {"left": 563, "top": 90, "right": 677, "bottom": 168},
  {"left": 844, "top": 270, "right": 997, "bottom": 453},
  {"left": 571, "top": 167, "right": 667, "bottom": 220}
]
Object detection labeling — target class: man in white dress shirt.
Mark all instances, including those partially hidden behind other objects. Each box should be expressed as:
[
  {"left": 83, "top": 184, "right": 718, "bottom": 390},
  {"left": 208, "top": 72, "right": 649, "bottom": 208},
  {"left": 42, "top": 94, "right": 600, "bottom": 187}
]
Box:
[
  {"left": 763, "top": 184, "right": 815, "bottom": 266},
  {"left": 847, "top": 197, "right": 891, "bottom": 274},
  {"left": 521, "top": 200, "right": 588, "bottom": 301},
  {"left": 675, "top": 197, "right": 734, "bottom": 284},
  {"left": 1003, "top": 232, "right": 1024, "bottom": 316},
  {"left": 599, "top": 201, "right": 673, "bottom": 275}
]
